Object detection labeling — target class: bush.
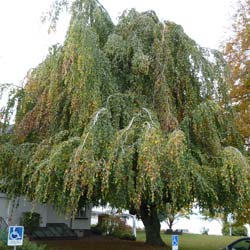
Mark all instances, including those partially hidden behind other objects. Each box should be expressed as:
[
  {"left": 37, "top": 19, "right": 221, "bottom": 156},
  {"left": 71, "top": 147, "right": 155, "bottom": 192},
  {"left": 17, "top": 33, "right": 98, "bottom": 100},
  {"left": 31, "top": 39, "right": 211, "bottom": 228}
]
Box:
[
  {"left": 0, "top": 241, "right": 7, "bottom": 250},
  {"left": 20, "top": 212, "right": 41, "bottom": 233},
  {"left": 0, "top": 229, "right": 8, "bottom": 246},
  {"left": 0, "top": 241, "right": 46, "bottom": 250},
  {"left": 21, "top": 240, "right": 46, "bottom": 250},
  {"left": 92, "top": 214, "right": 135, "bottom": 240},
  {"left": 91, "top": 225, "right": 102, "bottom": 235},
  {"left": 114, "top": 232, "right": 136, "bottom": 241},
  {"left": 222, "top": 223, "right": 247, "bottom": 236},
  {"left": 0, "top": 229, "right": 45, "bottom": 250}
]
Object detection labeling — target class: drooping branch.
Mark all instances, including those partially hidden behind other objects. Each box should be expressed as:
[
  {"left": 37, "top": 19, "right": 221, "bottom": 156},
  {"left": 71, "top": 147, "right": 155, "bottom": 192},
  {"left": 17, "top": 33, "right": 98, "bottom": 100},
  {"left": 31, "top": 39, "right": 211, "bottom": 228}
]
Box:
[{"left": 0, "top": 1, "right": 249, "bottom": 246}]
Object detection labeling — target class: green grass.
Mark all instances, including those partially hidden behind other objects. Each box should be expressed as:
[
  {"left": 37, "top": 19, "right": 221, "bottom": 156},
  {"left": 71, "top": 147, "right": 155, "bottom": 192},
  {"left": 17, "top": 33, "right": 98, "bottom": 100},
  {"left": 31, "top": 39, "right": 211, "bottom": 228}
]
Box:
[
  {"left": 136, "top": 231, "right": 241, "bottom": 250},
  {"left": 40, "top": 232, "right": 241, "bottom": 250}
]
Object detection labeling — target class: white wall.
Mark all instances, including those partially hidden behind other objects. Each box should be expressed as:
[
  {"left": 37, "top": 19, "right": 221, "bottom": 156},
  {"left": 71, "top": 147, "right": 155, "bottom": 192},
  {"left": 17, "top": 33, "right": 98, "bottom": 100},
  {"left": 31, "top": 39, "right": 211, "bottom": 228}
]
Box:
[
  {"left": 0, "top": 193, "right": 9, "bottom": 223},
  {"left": 46, "top": 205, "right": 70, "bottom": 226},
  {"left": 8, "top": 198, "right": 48, "bottom": 227},
  {"left": 0, "top": 194, "right": 91, "bottom": 230},
  {"left": 72, "top": 206, "right": 92, "bottom": 230}
]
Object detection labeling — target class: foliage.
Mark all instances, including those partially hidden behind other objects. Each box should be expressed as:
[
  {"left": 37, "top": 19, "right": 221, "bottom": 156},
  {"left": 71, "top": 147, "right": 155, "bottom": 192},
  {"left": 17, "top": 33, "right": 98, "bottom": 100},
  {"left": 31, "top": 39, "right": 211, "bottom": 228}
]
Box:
[
  {"left": 159, "top": 205, "right": 191, "bottom": 230},
  {"left": 0, "top": 83, "right": 21, "bottom": 141},
  {"left": 222, "top": 223, "right": 248, "bottom": 236},
  {"left": 20, "top": 212, "right": 41, "bottom": 233},
  {"left": 22, "top": 242, "right": 46, "bottom": 250},
  {"left": 234, "top": 204, "right": 250, "bottom": 225},
  {"left": 223, "top": 0, "right": 250, "bottom": 148},
  {"left": 0, "top": 229, "right": 8, "bottom": 246},
  {"left": 92, "top": 214, "right": 135, "bottom": 240},
  {"left": 0, "top": 229, "right": 45, "bottom": 250},
  {"left": 0, "top": 0, "right": 249, "bottom": 245}
]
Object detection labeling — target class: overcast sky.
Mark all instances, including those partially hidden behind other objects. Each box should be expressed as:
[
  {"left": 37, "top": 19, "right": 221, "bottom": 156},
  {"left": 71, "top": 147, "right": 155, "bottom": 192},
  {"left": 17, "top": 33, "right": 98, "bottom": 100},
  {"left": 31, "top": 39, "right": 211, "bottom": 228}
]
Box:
[{"left": 0, "top": 0, "right": 236, "bottom": 91}]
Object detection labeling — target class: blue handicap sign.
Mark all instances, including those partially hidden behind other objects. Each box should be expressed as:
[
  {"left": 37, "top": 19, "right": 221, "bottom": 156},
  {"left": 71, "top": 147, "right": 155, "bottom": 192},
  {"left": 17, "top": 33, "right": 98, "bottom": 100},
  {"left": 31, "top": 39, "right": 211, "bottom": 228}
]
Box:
[
  {"left": 172, "top": 235, "right": 179, "bottom": 246},
  {"left": 8, "top": 226, "right": 24, "bottom": 246}
]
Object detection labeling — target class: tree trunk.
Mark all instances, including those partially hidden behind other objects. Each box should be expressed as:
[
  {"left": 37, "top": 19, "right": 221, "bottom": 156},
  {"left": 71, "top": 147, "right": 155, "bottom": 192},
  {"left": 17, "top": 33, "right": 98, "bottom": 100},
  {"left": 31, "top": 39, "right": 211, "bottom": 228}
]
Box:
[
  {"left": 140, "top": 202, "right": 166, "bottom": 246},
  {"left": 168, "top": 217, "right": 174, "bottom": 230}
]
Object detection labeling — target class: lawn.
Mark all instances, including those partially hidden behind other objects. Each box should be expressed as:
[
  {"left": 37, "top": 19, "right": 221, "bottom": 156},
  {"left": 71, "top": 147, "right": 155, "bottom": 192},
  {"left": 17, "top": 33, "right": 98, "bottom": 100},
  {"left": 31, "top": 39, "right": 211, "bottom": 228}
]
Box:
[
  {"left": 136, "top": 231, "right": 240, "bottom": 250},
  {"left": 40, "top": 232, "right": 241, "bottom": 250}
]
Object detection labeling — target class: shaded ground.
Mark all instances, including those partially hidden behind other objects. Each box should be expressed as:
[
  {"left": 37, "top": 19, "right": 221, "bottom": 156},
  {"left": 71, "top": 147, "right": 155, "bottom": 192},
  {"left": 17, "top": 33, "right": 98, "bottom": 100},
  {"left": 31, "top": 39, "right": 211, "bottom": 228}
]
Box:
[
  {"left": 37, "top": 232, "right": 241, "bottom": 250},
  {"left": 39, "top": 235, "right": 167, "bottom": 250}
]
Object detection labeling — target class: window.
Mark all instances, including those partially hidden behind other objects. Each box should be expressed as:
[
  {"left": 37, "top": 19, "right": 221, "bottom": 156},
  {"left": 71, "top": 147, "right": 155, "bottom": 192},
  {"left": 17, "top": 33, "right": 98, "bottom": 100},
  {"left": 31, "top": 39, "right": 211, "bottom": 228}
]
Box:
[
  {"left": 230, "top": 239, "right": 250, "bottom": 250},
  {"left": 75, "top": 206, "right": 87, "bottom": 219}
]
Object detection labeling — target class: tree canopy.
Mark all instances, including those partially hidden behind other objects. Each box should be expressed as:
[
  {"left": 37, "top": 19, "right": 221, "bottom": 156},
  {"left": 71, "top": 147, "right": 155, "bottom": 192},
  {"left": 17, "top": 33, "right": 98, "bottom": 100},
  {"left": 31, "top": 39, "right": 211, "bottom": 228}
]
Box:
[
  {"left": 223, "top": 0, "right": 250, "bottom": 224},
  {"left": 224, "top": 0, "right": 250, "bottom": 148},
  {"left": 0, "top": 0, "right": 249, "bottom": 245}
]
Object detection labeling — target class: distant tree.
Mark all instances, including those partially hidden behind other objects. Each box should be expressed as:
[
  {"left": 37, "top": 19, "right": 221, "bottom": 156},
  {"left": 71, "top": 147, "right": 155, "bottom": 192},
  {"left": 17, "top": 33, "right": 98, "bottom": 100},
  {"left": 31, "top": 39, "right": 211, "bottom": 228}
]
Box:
[
  {"left": 224, "top": 0, "right": 250, "bottom": 148},
  {"left": 1, "top": 0, "right": 250, "bottom": 246},
  {"left": 223, "top": 0, "right": 250, "bottom": 225},
  {"left": 159, "top": 205, "right": 191, "bottom": 230},
  {"left": 222, "top": 223, "right": 248, "bottom": 236},
  {"left": 232, "top": 203, "right": 250, "bottom": 225}
]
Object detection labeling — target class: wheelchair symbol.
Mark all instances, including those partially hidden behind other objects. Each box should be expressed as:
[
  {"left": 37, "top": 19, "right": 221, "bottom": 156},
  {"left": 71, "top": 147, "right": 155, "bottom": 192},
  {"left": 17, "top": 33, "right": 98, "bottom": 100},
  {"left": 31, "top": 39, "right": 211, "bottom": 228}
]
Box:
[
  {"left": 8, "top": 226, "right": 24, "bottom": 246},
  {"left": 9, "top": 227, "right": 22, "bottom": 240},
  {"left": 172, "top": 235, "right": 179, "bottom": 246}
]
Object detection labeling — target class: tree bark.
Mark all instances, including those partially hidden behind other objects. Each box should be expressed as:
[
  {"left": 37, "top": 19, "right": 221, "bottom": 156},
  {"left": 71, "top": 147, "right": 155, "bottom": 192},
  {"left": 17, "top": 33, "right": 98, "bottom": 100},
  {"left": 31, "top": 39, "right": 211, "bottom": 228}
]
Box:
[
  {"left": 140, "top": 202, "right": 166, "bottom": 246},
  {"left": 168, "top": 217, "right": 174, "bottom": 230}
]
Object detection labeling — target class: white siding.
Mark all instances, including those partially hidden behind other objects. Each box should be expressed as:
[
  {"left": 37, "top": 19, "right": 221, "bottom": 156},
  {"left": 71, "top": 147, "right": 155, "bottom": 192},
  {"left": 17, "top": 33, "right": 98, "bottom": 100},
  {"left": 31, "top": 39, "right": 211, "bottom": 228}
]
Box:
[
  {"left": 0, "top": 194, "right": 91, "bottom": 230},
  {"left": 8, "top": 198, "right": 48, "bottom": 227},
  {"left": 72, "top": 206, "right": 92, "bottom": 230},
  {"left": 0, "top": 193, "right": 9, "bottom": 223},
  {"left": 46, "top": 205, "right": 92, "bottom": 230},
  {"left": 46, "top": 205, "right": 71, "bottom": 226}
]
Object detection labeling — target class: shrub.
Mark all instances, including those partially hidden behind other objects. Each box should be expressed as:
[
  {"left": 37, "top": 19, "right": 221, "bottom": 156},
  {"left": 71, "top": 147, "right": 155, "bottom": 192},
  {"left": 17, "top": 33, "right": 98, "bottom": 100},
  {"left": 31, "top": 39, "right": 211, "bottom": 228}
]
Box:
[
  {"left": 21, "top": 240, "right": 46, "bottom": 250},
  {"left": 0, "top": 241, "right": 7, "bottom": 250},
  {"left": 91, "top": 225, "right": 102, "bottom": 235},
  {"left": 93, "top": 214, "right": 135, "bottom": 240},
  {"left": 20, "top": 212, "right": 41, "bottom": 233},
  {"left": 222, "top": 223, "right": 247, "bottom": 236},
  {"left": 0, "top": 229, "right": 8, "bottom": 246},
  {"left": 114, "top": 232, "right": 136, "bottom": 241},
  {"left": 0, "top": 229, "right": 45, "bottom": 250}
]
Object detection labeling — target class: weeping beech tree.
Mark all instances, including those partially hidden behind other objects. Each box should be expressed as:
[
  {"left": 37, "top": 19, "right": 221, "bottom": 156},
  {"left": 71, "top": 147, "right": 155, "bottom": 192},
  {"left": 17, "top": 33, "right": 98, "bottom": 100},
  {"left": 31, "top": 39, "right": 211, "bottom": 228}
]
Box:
[{"left": 1, "top": 0, "right": 250, "bottom": 246}]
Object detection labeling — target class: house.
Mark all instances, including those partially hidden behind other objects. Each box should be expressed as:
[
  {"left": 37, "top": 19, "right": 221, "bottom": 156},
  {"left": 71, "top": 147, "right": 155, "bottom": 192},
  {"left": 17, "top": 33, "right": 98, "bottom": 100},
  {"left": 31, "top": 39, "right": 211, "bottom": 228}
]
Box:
[
  {"left": 0, "top": 193, "right": 92, "bottom": 238},
  {"left": 0, "top": 126, "right": 92, "bottom": 238}
]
